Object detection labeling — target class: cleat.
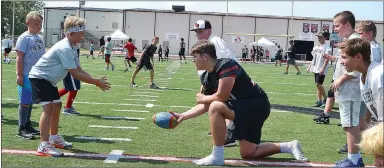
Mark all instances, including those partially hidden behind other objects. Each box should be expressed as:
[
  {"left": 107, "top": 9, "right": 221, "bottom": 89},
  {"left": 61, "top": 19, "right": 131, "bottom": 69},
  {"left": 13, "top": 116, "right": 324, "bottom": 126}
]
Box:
[
  {"left": 312, "top": 101, "right": 323, "bottom": 107},
  {"left": 50, "top": 135, "right": 73, "bottom": 149},
  {"left": 130, "top": 83, "right": 138, "bottom": 87},
  {"left": 37, "top": 143, "right": 63, "bottom": 157},
  {"left": 16, "top": 125, "right": 35, "bottom": 140},
  {"left": 149, "top": 83, "right": 159, "bottom": 89},
  {"left": 335, "top": 157, "right": 364, "bottom": 167},
  {"left": 25, "top": 121, "right": 40, "bottom": 135},
  {"left": 290, "top": 140, "right": 309, "bottom": 162}
]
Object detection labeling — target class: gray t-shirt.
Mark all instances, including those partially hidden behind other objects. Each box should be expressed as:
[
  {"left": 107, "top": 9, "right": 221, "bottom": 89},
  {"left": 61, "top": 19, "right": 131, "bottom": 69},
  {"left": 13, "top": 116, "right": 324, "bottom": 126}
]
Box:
[
  {"left": 15, "top": 31, "right": 45, "bottom": 76},
  {"left": 29, "top": 37, "right": 80, "bottom": 86}
]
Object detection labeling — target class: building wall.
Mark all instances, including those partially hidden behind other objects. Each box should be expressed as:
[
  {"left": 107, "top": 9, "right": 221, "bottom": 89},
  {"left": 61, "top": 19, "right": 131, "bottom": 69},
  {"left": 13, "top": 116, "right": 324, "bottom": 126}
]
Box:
[
  {"left": 188, "top": 14, "right": 223, "bottom": 54},
  {"left": 288, "top": 19, "right": 322, "bottom": 48},
  {"left": 124, "top": 11, "right": 155, "bottom": 50},
  {"left": 222, "top": 16, "right": 256, "bottom": 57},
  {"left": 256, "top": 17, "right": 289, "bottom": 53},
  {"left": 155, "top": 13, "right": 190, "bottom": 55},
  {"left": 84, "top": 11, "right": 123, "bottom": 36},
  {"left": 45, "top": 9, "right": 77, "bottom": 46}
]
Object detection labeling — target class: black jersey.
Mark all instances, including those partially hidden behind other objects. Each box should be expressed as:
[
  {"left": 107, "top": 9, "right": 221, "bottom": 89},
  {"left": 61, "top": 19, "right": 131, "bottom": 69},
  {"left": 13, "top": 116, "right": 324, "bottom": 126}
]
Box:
[{"left": 141, "top": 44, "right": 157, "bottom": 63}]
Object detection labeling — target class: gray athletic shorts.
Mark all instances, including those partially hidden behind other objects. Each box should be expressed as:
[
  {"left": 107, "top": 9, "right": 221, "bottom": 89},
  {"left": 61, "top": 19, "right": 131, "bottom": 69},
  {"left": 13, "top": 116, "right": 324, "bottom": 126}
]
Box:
[{"left": 287, "top": 58, "right": 296, "bottom": 65}]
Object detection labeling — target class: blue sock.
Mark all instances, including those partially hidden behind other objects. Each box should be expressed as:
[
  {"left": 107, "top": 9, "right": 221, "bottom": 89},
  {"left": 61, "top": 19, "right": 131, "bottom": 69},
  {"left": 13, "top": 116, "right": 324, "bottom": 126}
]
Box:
[{"left": 18, "top": 105, "right": 29, "bottom": 127}]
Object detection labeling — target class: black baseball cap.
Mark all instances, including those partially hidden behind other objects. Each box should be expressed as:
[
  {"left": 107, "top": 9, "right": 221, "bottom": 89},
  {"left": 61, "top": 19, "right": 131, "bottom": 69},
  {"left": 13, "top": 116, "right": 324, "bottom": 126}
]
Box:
[
  {"left": 316, "top": 31, "right": 327, "bottom": 37},
  {"left": 190, "top": 20, "right": 212, "bottom": 31}
]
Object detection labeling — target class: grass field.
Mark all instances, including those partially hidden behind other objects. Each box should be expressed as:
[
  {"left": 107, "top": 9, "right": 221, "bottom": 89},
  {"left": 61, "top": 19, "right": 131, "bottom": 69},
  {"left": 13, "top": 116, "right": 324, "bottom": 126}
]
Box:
[{"left": 1, "top": 52, "right": 374, "bottom": 167}]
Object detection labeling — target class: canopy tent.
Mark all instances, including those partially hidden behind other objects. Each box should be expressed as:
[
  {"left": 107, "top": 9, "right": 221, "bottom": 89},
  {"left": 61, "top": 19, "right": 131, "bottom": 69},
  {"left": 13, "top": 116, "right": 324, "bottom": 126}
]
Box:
[
  {"left": 108, "top": 29, "right": 129, "bottom": 40},
  {"left": 249, "top": 37, "right": 278, "bottom": 59}
]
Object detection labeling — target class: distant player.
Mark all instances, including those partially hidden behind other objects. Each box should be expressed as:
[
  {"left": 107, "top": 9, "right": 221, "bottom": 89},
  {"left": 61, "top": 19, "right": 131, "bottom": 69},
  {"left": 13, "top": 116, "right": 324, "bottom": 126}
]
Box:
[
  {"left": 29, "top": 15, "right": 110, "bottom": 157},
  {"left": 15, "top": 11, "right": 45, "bottom": 139},
  {"left": 306, "top": 31, "right": 331, "bottom": 108},
  {"left": 123, "top": 38, "right": 139, "bottom": 72},
  {"left": 241, "top": 45, "right": 247, "bottom": 64},
  {"left": 158, "top": 45, "right": 163, "bottom": 62},
  {"left": 97, "top": 36, "right": 105, "bottom": 58},
  {"left": 284, "top": 40, "right": 301, "bottom": 75},
  {"left": 275, "top": 45, "right": 283, "bottom": 66},
  {"left": 129, "top": 36, "right": 159, "bottom": 89},
  {"left": 170, "top": 40, "right": 308, "bottom": 166},
  {"left": 179, "top": 38, "right": 186, "bottom": 64},
  {"left": 104, "top": 37, "right": 115, "bottom": 71},
  {"left": 87, "top": 40, "right": 95, "bottom": 59},
  {"left": 2, "top": 34, "right": 13, "bottom": 64},
  {"left": 164, "top": 46, "right": 169, "bottom": 61}
]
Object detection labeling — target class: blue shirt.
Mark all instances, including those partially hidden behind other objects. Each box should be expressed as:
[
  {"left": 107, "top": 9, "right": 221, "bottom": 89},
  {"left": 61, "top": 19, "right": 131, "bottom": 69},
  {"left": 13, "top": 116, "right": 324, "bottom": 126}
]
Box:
[{"left": 15, "top": 32, "right": 45, "bottom": 75}]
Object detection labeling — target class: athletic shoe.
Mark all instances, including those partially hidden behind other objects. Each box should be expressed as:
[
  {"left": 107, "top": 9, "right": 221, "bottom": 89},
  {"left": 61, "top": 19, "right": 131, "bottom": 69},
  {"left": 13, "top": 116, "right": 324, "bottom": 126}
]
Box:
[
  {"left": 105, "top": 67, "right": 109, "bottom": 70},
  {"left": 16, "top": 125, "right": 35, "bottom": 140},
  {"left": 283, "top": 72, "right": 288, "bottom": 75},
  {"left": 124, "top": 69, "right": 129, "bottom": 73},
  {"left": 130, "top": 83, "right": 138, "bottom": 87},
  {"left": 37, "top": 143, "right": 63, "bottom": 157},
  {"left": 149, "top": 83, "right": 159, "bottom": 89},
  {"left": 313, "top": 113, "right": 330, "bottom": 124},
  {"left": 111, "top": 64, "right": 115, "bottom": 71},
  {"left": 25, "top": 120, "right": 40, "bottom": 135},
  {"left": 338, "top": 143, "right": 348, "bottom": 154},
  {"left": 62, "top": 107, "right": 80, "bottom": 115},
  {"left": 224, "top": 123, "right": 236, "bottom": 147},
  {"left": 335, "top": 158, "right": 364, "bottom": 167},
  {"left": 312, "top": 101, "right": 322, "bottom": 107},
  {"left": 290, "top": 140, "right": 309, "bottom": 162},
  {"left": 296, "top": 72, "right": 301, "bottom": 75},
  {"left": 49, "top": 135, "right": 73, "bottom": 149},
  {"left": 337, "top": 123, "right": 342, "bottom": 127}
]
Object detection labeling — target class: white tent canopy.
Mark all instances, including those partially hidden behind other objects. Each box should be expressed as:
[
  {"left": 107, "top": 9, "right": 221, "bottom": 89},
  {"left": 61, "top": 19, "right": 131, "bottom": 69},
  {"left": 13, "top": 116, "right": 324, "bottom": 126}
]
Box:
[
  {"left": 249, "top": 37, "right": 278, "bottom": 58},
  {"left": 109, "top": 29, "right": 129, "bottom": 40}
]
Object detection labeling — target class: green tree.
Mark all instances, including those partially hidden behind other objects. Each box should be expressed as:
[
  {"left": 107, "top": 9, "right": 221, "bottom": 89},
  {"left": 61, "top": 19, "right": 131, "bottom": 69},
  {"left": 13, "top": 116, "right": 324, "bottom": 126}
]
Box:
[{"left": 1, "top": 1, "right": 44, "bottom": 38}]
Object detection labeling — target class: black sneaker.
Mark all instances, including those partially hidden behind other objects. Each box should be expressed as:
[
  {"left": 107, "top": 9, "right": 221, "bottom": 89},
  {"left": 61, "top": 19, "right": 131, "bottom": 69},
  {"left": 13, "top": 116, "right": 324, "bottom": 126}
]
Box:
[
  {"left": 338, "top": 143, "right": 348, "bottom": 154},
  {"left": 316, "top": 115, "right": 330, "bottom": 124},
  {"left": 337, "top": 123, "right": 342, "bottom": 126},
  {"left": 149, "top": 83, "right": 159, "bottom": 89},
  {"left": 296, "top": 72, "right": 301, "bottom": 75},
  {"left": 312, "top": 101, "right": 323, "bottom": 107},
  {"left": 25, "top": 121, "right": 40, "bottom": 135},
  {"left": 16, "top": 125, "right": 35, "bottom": 140},
  {"left": 283, "top": 72, "right": 288, "bottom": 75},
  {"left": 313, "top": 113, "right": 325, "bottom": 121},
  {"left": 224, "top": 123, "right": 236, "bottom": 147}
]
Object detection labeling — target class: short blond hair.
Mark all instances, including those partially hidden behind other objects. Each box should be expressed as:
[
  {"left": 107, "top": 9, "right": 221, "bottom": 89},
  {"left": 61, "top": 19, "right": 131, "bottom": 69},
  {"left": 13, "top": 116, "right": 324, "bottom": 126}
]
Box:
[
  {"left": 26, "top": 11, "right": 43, "bottom": 22},
  {"left": 64, "top": 15, "right": 86, "bottom": 34},
  {"left": 356, "top": 20, "right": 377, "bottom": 38},
  {"left": 359, "top": 122, "right": 383, "bottom": 156}
]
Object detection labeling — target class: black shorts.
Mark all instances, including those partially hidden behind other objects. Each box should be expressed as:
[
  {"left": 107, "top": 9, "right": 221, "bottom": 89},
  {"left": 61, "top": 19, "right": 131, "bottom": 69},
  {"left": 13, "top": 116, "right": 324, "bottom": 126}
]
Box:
[
  {"left": 165, "top": 53, "right": 169, "bottom": 57},
  {"left": 63, "top": 72, "right": 81, "bottom": 91},
  {"left": 90, "top": 50, "right": 93, "bottom": 55},
  {"left": 30, "top": 78, "right": 60, "bottom": 105},
  {"left": 275, "top": 55, "right": 282, "bottom": 60},
  {"left": 314, "top": 73, "right": 326, "bottom": 85},
  {"left": 105, "top": 54, "right": 111, "bottom": 63},
  {"left": 227, "top": 98, "right": 271, "bottom": 144},
  {"left": 327, "top": 79, "right": 335, "bottom": 98},
  {"left": 126, "top": 56, "right": 137, "bottom": 63},
  {"left": 242, "top": 53, "right": 246, "bottom": 58},
  {"left": 137, "top": 61, "right": 153, "bottom": 71},
  {"left": 4, "top": 48, "right": 11, "bottom": 54},
  {"left": 179, "top": 48, "right": 185, "bottom": 56}
]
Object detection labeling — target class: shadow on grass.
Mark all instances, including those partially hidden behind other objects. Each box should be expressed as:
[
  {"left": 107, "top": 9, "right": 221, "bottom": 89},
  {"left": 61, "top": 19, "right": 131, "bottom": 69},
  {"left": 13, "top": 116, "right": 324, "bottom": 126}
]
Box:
[
  {"left": 0, "top": 118, "right": 39, "bottom": 127},
  {"left": 61, "top": 135, "right": 116, "bottom": 144},
  {"left": 271, "top": 104, "right": 340, "bottom": 119},
  {"left": 1, "top": 103, "right": 39, "bottom": 109},
  {"left": 157, "top": 87, "right": 192, "bottom": 91},
  {"left": 78, "top": 114, "right": 143, "bottom": 121}
]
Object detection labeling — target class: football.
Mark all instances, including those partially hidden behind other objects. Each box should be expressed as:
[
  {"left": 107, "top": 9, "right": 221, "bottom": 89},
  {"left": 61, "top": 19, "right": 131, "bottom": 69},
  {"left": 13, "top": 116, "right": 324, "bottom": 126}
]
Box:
[{"left": 152, "top": 112, "right": 178, "bottom": 129}]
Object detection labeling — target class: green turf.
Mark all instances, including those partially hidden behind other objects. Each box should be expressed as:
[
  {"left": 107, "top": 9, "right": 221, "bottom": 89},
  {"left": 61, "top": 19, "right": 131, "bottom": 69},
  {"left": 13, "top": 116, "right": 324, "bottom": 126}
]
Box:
[{"left": 1, "top": 53, "right": 373, "bottom": 167}]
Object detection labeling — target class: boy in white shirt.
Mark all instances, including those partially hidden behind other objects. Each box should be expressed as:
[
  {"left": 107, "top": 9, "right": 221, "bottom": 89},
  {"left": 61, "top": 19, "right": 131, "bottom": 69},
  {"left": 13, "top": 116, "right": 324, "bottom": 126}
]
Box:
[
  {"left": 356, "top": 20, "right": 382, "bottom": 64},
  {"left": 323, "top": 11, "right": 365, "bottom": 167},
  {"left": 339, "top": 38, "right": 383, "bottom": 123},
  {"left": 307, "top": 31, "right": 331, "bottom": 108}
]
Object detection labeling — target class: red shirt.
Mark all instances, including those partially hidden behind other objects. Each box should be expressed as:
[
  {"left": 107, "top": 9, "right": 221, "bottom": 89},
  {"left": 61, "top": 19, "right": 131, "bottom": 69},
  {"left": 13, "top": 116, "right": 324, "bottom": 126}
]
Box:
[{"left": 124, "top": 42, "right": 137, "bottom": 58}]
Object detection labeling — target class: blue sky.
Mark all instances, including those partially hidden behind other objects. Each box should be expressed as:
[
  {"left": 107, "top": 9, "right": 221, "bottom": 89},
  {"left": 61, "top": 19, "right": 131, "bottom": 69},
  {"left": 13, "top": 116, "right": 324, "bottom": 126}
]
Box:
[{"left": 44, "top": 1, "right": 383, "bottom": 21}]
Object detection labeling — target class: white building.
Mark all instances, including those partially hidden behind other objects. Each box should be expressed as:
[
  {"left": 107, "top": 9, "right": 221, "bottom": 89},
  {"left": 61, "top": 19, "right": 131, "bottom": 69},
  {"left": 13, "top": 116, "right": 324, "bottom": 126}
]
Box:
[{"left": 44, "top": 7, "right": 383, "bottom": 59}]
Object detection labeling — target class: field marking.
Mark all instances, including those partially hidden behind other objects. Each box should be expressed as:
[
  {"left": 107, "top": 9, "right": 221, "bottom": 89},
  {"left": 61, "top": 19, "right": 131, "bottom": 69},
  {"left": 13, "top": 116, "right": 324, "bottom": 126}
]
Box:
[
  {"left": 101, "top": 116, "right": 145, "bottom": 120},
  {"left": 129, "top": 95, "right": 159, "bottom": 98},
  {"left": 267, "top": 92, "right": 316, "bottom": 96},
  {"left": 133, "top": 88, "right": 164, "bottom": 92},
  {"left": 75, "top": 136, "right": 132, "bottom": 142},
  {"left": 112, "top": 109, "right": 149, "bottom": 113},
  {"left": 145, "top": 103, "right": 154, "bottom": 108},
  {"left": 89, "top": 125, "right": 138, "bottom": 129},
  {"left": 124, "top": 99, "right": 157, "bottom": 102},
  {"left": 133, "top": 91, "right": 160, "bottom": 94},
  {"left": 1, "top": 149, "right": 342, "bottom": 167},
  {"left": 169, "top": 105, "right": 193, "bottom": 108},
  {"left": 74, "top": 101, "right": 148, "bottom": 107},
  {"left": 104, "top": 150, "right": 124, "bottom": 164}
]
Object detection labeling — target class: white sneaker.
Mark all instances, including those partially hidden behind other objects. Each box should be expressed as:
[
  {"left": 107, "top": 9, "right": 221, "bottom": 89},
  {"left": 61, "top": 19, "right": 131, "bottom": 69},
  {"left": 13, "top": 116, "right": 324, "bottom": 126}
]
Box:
[
  {"left": 290, "top": 140, "right": 309, "bottom": 162},
  {"left": 49, "top": 135, "right": 73, "bottom": 149},
  {"left": 37, "top": 143, "right": 63, "bottom": 157}
]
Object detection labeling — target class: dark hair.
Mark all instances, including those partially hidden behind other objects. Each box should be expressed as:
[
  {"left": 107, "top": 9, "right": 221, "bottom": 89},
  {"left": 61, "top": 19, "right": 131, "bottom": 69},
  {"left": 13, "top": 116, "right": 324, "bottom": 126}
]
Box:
[
  {"left": 191, "top": 40, "right": 217, "bottom": 59},
  {"left": 334, "top": 11, "right": 355, "bottom": 29},
  {"left": 128, "top": 38, "right": 132, "bottom": 42},
  {"left": 107, "top": 37, "right": 111, "bottom": 41},
  {"left": 338, "top": 38, "right": 371, "bottom": 62},
  {"left": 181, "top": 38, "right": 184, "bottom": 41}
]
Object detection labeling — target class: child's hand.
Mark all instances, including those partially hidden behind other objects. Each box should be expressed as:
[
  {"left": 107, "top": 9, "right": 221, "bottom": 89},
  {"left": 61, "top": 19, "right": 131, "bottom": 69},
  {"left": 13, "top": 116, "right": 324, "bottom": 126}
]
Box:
[
  {"left": 168, "top": 111, "right": 184, "bottom": 124},
  {"left": 16, "top": 75, "right": 24, "bottom": 87},
  {"left": 95, "top": 76, "right": 111, "bottom": 91}
]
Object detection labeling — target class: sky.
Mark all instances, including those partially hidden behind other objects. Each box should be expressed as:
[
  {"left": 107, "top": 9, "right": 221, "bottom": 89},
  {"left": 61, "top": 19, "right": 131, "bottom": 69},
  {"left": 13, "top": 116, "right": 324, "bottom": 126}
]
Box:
[{"left": 43, "top": 1, "right": 384, "bottom": 21}]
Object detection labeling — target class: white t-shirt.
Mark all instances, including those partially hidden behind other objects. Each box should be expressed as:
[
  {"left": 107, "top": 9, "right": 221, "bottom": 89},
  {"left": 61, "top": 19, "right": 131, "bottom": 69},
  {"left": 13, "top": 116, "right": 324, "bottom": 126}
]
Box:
[
  {"left": 360, "top": 62, "right": 383, "bottom": 122},
  {"left": 333, "top": 33, "right": 362, "bottom": 102},
  {"left": 2, "top": 39, "right": 13, "bottom": 49},
  {"left": 310, "top": 43, "right": 331, "bottom": 74},
  {"left": 370, "top": 41, "right": 382, "bottom": 64},
  {"left": 198, "top": 36, "right": 238, "bottom": 76},
  {"left": 29, "top": 37, "right": 80, "bottom": 86}
]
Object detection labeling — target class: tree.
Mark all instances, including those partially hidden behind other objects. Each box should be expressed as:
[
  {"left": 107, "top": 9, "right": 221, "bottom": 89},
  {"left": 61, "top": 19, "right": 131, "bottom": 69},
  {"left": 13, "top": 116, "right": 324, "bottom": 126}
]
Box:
[{"left": 1, "top": 1, "right": 44, "bottom": 38}]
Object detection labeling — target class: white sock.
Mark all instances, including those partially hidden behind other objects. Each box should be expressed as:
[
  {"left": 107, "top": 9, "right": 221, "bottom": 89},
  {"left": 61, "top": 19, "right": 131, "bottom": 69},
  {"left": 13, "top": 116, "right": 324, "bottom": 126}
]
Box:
[
  {"left": 211, "top": 145, "right": 224, "bottom": 158},
  {"left": 50, "top": 134, "right": 58, "bottom": 139},
  {"left": 280, "top": 142, "right": 292, "bottom": 153},
  {"left": 192, "top": 146, "right": 225, "bottom": 166},
  {"left": 40, "top": 141, "right": 49, "bottom": 146},
  {"left": 348, "top": 153, "right": 361, "bottom": 165}
]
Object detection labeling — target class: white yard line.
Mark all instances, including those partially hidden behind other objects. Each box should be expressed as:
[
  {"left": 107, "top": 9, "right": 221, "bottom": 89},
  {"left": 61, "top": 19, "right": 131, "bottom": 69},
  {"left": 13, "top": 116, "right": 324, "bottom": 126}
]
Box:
[
  {"left": 111, "top": 109, "right": 149, "bottom": 113},
  {"left": 75, "top": 136, "right": 132, "bottom": 142},
  {"left": 88, "top": 125, "right": 138, "bottom": 129}
]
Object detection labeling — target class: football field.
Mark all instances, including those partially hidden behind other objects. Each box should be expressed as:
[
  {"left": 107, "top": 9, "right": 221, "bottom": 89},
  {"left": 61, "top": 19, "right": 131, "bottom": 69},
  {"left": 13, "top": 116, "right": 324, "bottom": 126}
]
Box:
[{"left": 1, "top": 53, "right": 374, "bottom": 167}]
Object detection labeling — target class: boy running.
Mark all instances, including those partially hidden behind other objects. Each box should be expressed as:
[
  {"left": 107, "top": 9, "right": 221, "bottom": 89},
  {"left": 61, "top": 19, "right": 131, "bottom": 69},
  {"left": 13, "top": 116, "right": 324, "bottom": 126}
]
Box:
[
  {"left": 87, "top": 41, "right": 95, "bottom": 59},
  {"left": 179, "top": 38, "right": 186, "bottom": 64},
  {"left": 29, "top": 15, "right": 110, "bottom": 157},
  {"left": 123, "top": 38, "right": 139, "bottom": 72},
  {"left": 170, "top": 40, "right": 308, "bottom": 166},
  {"left": 284, "top": 40, "right": 301, "bottom": 75},
  {"left": 307, "top": 31, "right": 331, "bottom": 107},
  {"left": 2, "top": 34, "right": 13, "bottom": 64},
  {"left": 129, "top": 36, "right": 159, "bottom": 89},
  {"left": 15, "top": 11, "right": 45, "bottom": 139}
]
